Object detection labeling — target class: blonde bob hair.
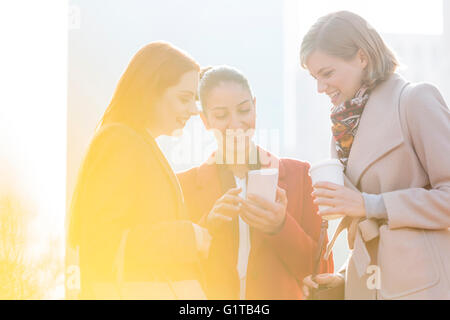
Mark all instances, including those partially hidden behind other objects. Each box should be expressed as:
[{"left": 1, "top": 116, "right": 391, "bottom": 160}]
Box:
[{"left": 300, "top": 11, "right": 399, "bottom": 87}]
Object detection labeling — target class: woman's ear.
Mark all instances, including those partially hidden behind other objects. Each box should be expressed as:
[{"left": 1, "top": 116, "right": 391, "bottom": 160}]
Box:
[
  {"left": 358, "top": 49, "right": 369, "bottom": 69},
  {"left": 253, "top": 96, "right": 257, "bottom": 110},
  {"left": 200, "top": 111, "right": 210, "bottom": 130}
]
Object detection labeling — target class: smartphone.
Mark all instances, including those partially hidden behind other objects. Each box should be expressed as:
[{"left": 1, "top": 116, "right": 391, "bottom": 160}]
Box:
[{"left": 247, "top": 168, "right": 279, "bottom": 203}]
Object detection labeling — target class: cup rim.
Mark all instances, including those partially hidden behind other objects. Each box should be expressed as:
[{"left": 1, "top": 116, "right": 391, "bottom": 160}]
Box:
[
  {"left": 248, "top": 168, "right": 279, "bottom": 175},
  {"left": 309, "top": 159, "right": 344, "bottom": 173}
]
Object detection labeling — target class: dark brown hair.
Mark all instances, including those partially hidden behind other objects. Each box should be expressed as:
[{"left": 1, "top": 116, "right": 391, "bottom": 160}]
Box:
[{"left": 198, "top": 65, "right": 252, "bottom": 112}]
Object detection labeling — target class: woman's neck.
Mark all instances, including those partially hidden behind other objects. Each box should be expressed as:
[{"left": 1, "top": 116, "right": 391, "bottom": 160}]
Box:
[
  {"left": 146, "top": 121, "right": 163, "bottom": 139},
  {"left": 221, "top": 141, "right": 257, "bottom": 178},
  {"left": 227, "top": 164, "right": 248, "bottom": 179}
]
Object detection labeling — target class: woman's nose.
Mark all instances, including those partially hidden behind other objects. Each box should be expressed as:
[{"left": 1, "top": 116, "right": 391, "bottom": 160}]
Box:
[
  {"left": 229, "top": 113, "right": 243, "bottom": 129},
  {"left": 188, "top": 102, "right": 200, "bottom": 116},
  {"left": 317, "top": 79, "right": 327, "bottom": 94}
]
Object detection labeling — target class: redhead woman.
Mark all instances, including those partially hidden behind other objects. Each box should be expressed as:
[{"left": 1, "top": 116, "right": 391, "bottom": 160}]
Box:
[
  {"left": 301, "top": 11, "right": 450, "bottom": 299},
  {"left": 67, "top": 42, "right": 210, "bottom": 299},
  {"left": 177, "top": 66, "right": 333, "bottom": 300}
]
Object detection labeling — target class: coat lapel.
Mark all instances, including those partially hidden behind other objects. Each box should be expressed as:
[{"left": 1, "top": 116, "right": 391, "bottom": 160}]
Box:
[
  {"left": 196, "top": 153, "right": 227, "bottom": 194},
  {"left": 138, "top": 127, "right": 187, "bottom": 219},
  {"left": 195, "top": 153, "right": 239, "bottom": 262},
  {"left": 345, "top": 74, "right": 409, "bottom": 187}
]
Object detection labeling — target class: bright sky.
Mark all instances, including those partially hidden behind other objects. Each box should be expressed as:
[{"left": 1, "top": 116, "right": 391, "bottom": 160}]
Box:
[{"left": 297, "top": 0, "right": 443, "bottom": 35}]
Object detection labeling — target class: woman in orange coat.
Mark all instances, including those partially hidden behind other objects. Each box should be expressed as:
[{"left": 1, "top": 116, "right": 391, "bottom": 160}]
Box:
[
  {"left": 177, "top": 65, "right": 333, "bottom": 299},
  {"left": 67, "top": 42, "right": 210, "bottom": 299}
]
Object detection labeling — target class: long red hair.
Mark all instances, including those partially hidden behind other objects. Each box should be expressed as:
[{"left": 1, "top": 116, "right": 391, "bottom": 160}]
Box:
[
  {"left": 100, "top": 41, "right": 200, "bottom": 129},
  {"left": 68, "top": 42, "right": 199, "bottom": 248}
]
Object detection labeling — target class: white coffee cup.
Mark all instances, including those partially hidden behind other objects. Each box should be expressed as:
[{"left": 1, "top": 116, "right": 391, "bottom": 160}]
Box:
[{"left": 309, "top": 159, "right": 344, "bottom": 220}]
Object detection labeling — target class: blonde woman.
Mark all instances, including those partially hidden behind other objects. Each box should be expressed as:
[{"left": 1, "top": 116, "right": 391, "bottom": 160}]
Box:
[{"left": 300, "top": 11, "right": 450, "bottom": 299}]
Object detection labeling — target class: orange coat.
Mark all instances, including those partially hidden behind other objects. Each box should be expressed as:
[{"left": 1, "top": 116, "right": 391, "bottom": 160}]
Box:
[
  {"left": 177, "top": 148, "right": 333, "bottom": 299},
  {"left": 67, "top": 123, "right": 204, "bottom": 298}
]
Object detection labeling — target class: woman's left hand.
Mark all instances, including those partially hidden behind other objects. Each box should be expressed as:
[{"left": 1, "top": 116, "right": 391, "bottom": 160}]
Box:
[
  {"left": 239, "top": 186, "right": 288, "bottom": 234},
  {"left": 312, "top": 182, "right": 366, "bottom": 218}
]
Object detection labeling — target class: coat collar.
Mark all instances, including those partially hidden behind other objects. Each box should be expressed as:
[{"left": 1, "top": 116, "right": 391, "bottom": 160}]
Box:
[
  {"left": 124, "top": 124, "right": 187, "bottom": 219},
  {"left": 343, "top": 73, "right": 410, "bottom": 187}
]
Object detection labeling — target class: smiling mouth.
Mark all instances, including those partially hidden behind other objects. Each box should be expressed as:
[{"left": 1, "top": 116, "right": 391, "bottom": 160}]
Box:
[
  {"left": 176, "top": 118, "right": 189, "bottom": 127},
  {"left": 328, "top": 91, "right": 340, "bottom": 104}
]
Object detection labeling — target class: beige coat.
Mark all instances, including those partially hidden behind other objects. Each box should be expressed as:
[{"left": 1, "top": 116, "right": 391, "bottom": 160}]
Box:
[{"left": 330, "top": 73, "right": 450, "bottom": 300}]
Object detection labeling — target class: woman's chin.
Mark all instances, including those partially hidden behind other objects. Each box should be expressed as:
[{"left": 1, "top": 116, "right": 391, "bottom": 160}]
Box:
[
  {"left": 165, "top": 124, "right": 184, "bottom": 137},
  {"left": 331, "top": 98, "right": 341, "bottom": 106},
  {"left": 170, "top": 127, "right": 184, "bottom": 137}
]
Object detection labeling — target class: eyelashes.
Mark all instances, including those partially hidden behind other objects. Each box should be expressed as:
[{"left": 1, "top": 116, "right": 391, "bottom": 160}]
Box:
[
  {"left": 178, "top": 93, "right": 196, "bottom": 104},
  {"left": 323, "top": 70, "right": 334, "bottom": 78},
  {"left": 214, "top": 109, "right": 251, "bottom": 120},
  {"left": 179, "top": 97, "right": 191, "bottom": 104}
]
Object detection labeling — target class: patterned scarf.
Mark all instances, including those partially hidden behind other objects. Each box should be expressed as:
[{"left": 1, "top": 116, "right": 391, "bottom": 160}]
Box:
[{"left": 330, "top": 87, "right": 370, "bottom": 170}]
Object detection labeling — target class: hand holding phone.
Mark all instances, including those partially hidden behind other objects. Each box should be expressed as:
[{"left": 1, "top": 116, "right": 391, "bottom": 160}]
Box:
[
  {"left": 246, "top": 168, "right": 279, "bottom": 202},
  {"left": 240, "top": 169, "right": 287, "bottom": 234}
]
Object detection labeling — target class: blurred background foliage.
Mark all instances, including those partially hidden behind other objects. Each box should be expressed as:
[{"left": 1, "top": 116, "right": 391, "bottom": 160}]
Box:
[{"left": 0, "top": 194, "right": 63, "bottom": 299}]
